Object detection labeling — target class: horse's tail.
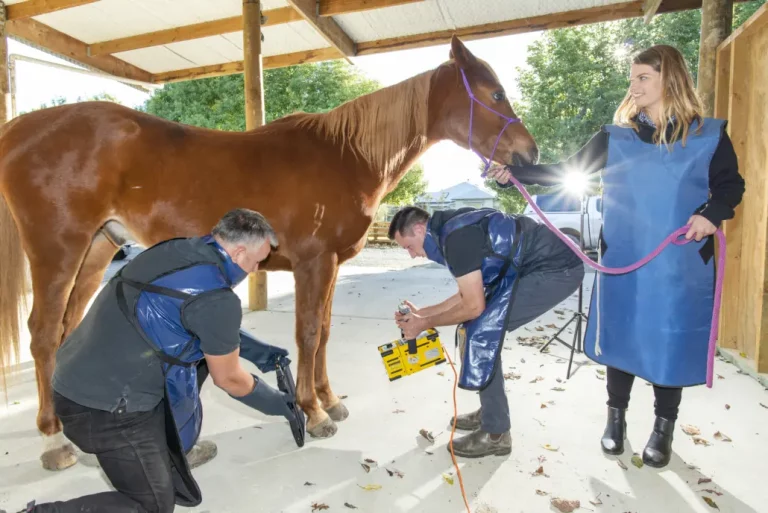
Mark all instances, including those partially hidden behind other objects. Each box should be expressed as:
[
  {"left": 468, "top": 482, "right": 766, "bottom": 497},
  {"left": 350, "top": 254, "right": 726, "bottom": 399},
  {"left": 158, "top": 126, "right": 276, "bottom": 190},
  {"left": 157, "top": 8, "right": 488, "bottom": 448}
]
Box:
[{"left": 0, "top": 191, "right": 28, "bottom": 396}]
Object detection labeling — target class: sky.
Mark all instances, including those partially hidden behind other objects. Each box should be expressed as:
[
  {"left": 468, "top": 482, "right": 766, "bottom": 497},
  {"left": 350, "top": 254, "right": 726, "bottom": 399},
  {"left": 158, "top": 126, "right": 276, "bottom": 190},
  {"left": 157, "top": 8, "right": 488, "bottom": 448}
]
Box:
[{"left": 8, "top": 30, "right": 543, "bottom": 194}]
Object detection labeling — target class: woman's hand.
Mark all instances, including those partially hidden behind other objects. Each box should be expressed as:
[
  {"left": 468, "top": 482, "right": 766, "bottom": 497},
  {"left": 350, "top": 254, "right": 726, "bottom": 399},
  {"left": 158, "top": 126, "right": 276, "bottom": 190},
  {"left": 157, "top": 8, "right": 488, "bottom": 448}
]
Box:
[
  {"left": 484, "top": 164, "right": 513, "bottom": 185},
  {"left": 685, "top": 215, "right": 717, "bottom": 241}
]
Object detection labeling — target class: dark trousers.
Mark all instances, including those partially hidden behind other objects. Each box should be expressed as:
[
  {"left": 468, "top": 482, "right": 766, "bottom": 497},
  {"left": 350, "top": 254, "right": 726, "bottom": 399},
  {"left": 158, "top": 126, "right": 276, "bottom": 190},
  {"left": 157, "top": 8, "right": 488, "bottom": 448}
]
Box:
[
  {"left": 34, "top": 392, "right": 176, "bottom": 513},
  {"left": 479, "top": 264, "right": 585, "bottom": 433},
  {"left": 606, "top": 367, "right": 683, "bottom": 421}
]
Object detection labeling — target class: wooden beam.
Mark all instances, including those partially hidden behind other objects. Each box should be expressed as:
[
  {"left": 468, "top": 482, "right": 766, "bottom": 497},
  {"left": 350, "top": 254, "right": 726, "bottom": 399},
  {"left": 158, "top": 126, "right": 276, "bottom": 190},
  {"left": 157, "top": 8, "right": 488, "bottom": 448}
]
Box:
[
  {"left": 6, "top": 17, "right": 152, "bottom": 83},
  {"left": 355, "top": 0, "right": 731, "bottom": 55},
  {"left": 697, "top": 0, "right": 733, "bottom": 116},
  {"left": 88, "top": 7, "right": 301, "bottom": 57},
  {"left": 642, "top": 0, "right": 664, "bottom": 23},
  {"left": 6, "top": 0, "right": 98, "bottom": 20},
  {"left": 151, "top": 47, "right": 341, "bottom": 83},
  {"left": 319, "top": 0, "right": 424, "bottom": 17},
  {"left": 0, "top": 4, "right": 10, "bottom": 123},
  {"left": 285, "top": 0, "right": 356, "bottom": 58},
  {"left": 243, "top": 0, "right": 268, "bottom": 311}
]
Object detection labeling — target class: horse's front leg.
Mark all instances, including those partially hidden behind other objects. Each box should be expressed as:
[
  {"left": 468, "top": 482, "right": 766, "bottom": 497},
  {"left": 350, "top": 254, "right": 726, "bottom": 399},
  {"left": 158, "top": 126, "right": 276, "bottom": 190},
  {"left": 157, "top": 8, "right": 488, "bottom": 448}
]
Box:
[
  {"left": 293, "top": 252, "right": 339, "bottom": 438},
  {"left": 315, "top": 264, "right": 348, "bottom": 422}
]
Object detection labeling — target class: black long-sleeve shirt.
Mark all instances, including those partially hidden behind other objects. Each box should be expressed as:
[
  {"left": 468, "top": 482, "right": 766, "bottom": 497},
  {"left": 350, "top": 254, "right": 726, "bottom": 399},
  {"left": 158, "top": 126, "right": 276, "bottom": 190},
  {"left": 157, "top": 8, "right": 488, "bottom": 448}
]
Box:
[{"left": 499, "top": 118, "right": 745, "bottom": 228}]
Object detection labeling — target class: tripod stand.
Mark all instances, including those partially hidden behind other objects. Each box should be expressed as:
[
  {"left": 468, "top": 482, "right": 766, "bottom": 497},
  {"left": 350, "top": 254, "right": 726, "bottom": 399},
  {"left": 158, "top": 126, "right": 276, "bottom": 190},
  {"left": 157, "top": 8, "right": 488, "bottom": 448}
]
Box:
[{"left": 539, "top": 193, "right": 589, "bottom": 379}]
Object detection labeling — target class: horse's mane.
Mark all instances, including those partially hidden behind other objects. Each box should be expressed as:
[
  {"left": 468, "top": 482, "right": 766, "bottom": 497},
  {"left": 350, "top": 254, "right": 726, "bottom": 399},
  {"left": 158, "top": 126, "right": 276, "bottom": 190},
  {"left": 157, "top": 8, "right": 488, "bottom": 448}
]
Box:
[{"left": 282, "top": 69, "right": 434, "bottom": 176}]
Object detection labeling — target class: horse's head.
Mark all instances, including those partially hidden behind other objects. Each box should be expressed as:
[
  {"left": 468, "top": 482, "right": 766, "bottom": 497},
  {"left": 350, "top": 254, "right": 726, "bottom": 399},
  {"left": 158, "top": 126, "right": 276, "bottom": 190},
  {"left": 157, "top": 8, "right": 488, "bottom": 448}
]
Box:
[{"left": 429, "top": 36, "right": 539, "bottom": 170}]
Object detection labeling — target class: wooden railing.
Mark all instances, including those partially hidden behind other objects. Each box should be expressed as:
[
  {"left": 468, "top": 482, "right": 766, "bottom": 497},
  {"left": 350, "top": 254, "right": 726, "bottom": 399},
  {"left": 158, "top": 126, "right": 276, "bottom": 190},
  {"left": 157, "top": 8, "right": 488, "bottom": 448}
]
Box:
[{"left": 366, "top": 221, "right": 394, "bottom": 244}]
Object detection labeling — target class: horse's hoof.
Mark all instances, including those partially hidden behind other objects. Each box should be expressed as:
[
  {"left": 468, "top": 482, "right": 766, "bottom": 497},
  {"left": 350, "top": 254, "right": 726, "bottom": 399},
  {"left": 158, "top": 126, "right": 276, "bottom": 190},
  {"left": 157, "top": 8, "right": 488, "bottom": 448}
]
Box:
[
  {"left": 307, "top": 416, "right": 338, "bottom": 438},
  {"left": 324, "top": 401, "right": 349, "bottom": 422},
  {"left": 40, "top": 443, "right": 78, "bottom": 471}
]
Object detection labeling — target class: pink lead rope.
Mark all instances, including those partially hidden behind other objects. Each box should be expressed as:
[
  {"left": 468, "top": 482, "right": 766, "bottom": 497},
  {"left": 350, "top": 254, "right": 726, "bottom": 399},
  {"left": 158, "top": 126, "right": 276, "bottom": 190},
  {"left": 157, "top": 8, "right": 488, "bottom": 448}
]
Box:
[{"left": 504, "top": 174, "right": 726, "bottom": 388}]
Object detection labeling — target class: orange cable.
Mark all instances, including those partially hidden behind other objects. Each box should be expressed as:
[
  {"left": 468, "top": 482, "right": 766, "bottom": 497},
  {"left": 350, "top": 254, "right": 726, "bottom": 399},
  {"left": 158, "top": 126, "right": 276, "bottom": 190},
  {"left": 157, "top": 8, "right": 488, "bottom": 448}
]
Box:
[{"left": 443, "top": 345, "right": 471, "bottom": 513}]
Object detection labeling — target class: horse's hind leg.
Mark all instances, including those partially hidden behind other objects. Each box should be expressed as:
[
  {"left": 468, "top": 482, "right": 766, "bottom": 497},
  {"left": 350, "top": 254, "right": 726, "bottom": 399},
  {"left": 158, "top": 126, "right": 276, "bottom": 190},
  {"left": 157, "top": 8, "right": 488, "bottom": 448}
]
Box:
[
  {"left": 61, "top": 229, "right": 122, "bottom": 341},
  {"left": 25, "top": 232, "right": 97, "bottom": 471},
  {"left": 293, "top": 253, "right": 339, "bottom": 438},
  {"left": 315, "top": 264, "right": 348, "bottom": 422}
]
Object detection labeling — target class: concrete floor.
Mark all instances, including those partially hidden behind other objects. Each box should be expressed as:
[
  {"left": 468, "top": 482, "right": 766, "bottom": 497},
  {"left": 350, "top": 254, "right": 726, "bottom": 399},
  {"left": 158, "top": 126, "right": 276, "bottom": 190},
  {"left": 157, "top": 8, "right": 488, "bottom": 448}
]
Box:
[{"left": 1, "top": 253, "right": 767, "bottom": 513}]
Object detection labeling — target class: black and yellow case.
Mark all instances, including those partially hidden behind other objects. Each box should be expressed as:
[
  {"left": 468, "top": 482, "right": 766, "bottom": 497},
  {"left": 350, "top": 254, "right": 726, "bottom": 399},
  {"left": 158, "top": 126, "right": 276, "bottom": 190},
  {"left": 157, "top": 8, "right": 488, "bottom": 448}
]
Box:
[{"left": 378, "top": 328, "right": 446, "bottom": 381}]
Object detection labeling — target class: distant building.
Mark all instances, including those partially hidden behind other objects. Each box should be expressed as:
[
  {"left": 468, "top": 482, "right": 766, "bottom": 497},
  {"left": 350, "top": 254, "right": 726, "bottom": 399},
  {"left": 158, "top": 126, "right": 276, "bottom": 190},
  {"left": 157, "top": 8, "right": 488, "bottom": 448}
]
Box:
[
  {"left": 415, "top": 182, "right": 499, "bottom": 213},
  {"left": 375, "top": 181, "right": 500, "bottom": 222}
]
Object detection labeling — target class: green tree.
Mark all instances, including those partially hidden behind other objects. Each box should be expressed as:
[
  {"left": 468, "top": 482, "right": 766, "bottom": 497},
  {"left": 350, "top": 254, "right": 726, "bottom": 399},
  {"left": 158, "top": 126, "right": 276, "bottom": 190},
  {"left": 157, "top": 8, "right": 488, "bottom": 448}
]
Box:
[
  {"left": 382, "top": 162, "right": 427, "bottom": 205},
  {"left": 21, "top": 92, "right": 120, "bottom": 115}
]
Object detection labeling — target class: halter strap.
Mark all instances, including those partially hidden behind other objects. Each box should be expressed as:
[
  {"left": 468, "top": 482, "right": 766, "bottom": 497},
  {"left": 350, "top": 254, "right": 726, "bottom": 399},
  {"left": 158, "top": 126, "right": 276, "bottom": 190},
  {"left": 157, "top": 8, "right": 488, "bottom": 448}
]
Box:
[{"left": 460, "top": 68, "right": 521, "bottom": 174}]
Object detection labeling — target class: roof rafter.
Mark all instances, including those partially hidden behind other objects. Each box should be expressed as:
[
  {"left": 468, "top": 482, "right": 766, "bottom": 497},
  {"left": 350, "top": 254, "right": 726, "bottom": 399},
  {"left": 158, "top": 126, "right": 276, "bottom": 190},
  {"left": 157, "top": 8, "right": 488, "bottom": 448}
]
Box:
[
  {"left": 319, "top": 0, "right": 424, "bottom": 17},
  {"left": 285, "top": 0, "right": 356, "bottom": 59},
  {"left": 7, "top": 0, "right": 98, "bottom": 20}
]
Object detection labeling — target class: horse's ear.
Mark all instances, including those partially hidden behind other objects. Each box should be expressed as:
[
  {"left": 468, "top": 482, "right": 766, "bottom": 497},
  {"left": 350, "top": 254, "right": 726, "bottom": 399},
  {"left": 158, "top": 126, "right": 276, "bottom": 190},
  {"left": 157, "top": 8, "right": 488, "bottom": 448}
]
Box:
[{"left": 449, "top": 35, "right": 477, "bottom": 69}]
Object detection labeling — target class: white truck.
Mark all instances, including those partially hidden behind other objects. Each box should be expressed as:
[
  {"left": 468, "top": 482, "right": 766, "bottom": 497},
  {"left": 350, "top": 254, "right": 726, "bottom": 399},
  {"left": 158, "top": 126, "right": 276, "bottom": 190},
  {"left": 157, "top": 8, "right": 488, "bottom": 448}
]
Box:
[{"left": 522, "top": 194, "right": 603, "bottom": 254}]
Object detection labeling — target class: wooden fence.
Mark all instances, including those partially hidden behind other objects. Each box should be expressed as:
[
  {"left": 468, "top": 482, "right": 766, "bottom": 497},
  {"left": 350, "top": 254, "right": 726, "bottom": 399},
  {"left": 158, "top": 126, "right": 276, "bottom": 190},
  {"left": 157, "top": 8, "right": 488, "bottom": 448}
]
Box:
[
  {"left": 714, "top": 4, "right": 768, "bottom": 374},
  {"left": 366, "top": 221, "right": 395, "bottom": 244}
]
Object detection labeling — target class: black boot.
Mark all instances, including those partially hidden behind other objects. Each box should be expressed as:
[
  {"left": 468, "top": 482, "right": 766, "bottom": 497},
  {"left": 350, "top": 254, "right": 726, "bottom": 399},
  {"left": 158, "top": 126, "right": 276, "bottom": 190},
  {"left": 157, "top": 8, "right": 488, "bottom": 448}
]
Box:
[
  {"left": 643, "top": 416, "right": 675, "bottom": 468},
  {"left": 601, "top": 406, "right": 626, "bottom": 455}
]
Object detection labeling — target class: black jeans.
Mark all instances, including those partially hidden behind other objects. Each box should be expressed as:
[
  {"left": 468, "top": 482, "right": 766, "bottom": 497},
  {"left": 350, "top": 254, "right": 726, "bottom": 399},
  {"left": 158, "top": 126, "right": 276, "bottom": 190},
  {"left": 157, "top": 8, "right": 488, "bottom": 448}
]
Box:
[
  {"left": 34, "top": 392, "right": 176, "bottom": 513},
  {"left": 606, "top": 367, "right": 683, "bottom": 421}
]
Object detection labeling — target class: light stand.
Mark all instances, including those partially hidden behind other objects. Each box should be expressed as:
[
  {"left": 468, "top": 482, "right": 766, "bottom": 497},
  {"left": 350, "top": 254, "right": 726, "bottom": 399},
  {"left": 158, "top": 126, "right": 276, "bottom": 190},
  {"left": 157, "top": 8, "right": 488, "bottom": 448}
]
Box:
[{"left": 539, "top": 191, "right": 589, "bottom": 379}]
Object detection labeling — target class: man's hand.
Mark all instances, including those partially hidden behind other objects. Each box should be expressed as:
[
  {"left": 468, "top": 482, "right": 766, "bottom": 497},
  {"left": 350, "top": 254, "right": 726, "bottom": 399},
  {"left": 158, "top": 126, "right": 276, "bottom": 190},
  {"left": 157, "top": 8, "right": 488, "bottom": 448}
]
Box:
[
  {"left": 484, "top": 164, "right": 513, "bottom": 184},
  {"left": 396, "top": 311, "right": 428, "bottom": 339},
  {"left": 685, "top": 214, "right": 717, "bottom": 242}
]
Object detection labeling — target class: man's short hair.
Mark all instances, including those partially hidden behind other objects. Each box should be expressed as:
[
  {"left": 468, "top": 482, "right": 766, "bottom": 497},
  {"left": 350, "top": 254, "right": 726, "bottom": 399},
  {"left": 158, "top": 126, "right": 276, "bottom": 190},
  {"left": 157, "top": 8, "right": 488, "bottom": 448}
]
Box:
[
  {"left": 212, "top": 208, "right": 278, "bottom": 248},
  {"left": 388, "top": 206, "right": 430, "bottom": 239}
]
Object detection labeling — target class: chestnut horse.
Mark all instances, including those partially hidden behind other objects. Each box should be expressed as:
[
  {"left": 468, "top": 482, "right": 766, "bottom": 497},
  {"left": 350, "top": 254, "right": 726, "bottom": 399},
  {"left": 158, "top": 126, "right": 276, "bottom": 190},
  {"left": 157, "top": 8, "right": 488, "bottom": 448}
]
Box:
[{"left": 0, "top": 36, "right": 538, "bottom": 470}]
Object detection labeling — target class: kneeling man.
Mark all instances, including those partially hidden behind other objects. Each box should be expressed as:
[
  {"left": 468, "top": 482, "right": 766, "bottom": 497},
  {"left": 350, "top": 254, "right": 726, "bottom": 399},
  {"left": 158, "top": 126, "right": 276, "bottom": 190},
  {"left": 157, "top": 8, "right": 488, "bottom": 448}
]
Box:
[{"left": 389, "top": 206, "right": 584, "bottom": 458}]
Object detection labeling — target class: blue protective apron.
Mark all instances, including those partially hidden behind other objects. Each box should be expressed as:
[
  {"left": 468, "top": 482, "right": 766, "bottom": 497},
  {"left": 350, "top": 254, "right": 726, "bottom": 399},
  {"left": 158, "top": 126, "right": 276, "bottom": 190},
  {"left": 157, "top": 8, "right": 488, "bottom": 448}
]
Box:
[
  {"left": 423, "top": 209, "right": 524, "bottom": 390},
  {"left": 583, "top": 118, "right": 725, "bottom": 387}
]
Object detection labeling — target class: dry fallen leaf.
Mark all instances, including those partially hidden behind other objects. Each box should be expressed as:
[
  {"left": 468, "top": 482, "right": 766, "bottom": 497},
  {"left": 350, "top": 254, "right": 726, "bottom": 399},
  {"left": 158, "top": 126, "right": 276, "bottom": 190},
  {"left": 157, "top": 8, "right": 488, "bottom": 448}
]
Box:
[
  {"left": 419, "top": 429, "right": 435, "bottom": 443},
  {"left": 760, "top": 403, "right": 768, "bottom": 409},
  {"left": 541, "top": 403, "right": 548, "bottom": 409},
  {"left": 504, "top": 372, "right": 522, "bottom": 380},
  {"left": 556, "top": 378, "right": 563, "bottom": 383},
  {"left": 713, "top": 431, "right": 732, "bottom": 442},
  {"left": 554, "top": 310, "right": 565, "bottom": 315},
  {"left": 521, "top": 358, "right": 526, "bottom": 363},
  {"left": 550, "top": 498, "right": 581, "bottom": 512},
  {"left": 702, "top": 489, "right": 723, "bottom": 497},
  {"left": 552, "top": 387, "right": 566, "bottom": 392},
  {"left": 339, "top": 395, "right": 349, "bottom": 400},
  {"left": 682, "top": 424, "right": 701, "bottom": 436},
  {"left": 725, "top": 404, "right": 731, "bottom": 410},
  {"left": 617, "top": 459, "right": 628, "bottom": 470},
  {"left": 530, "top": 376, "right": 544, "bottom": 383},
  {"left": 304, "top": 482, "right": 315, "bottom": 486},
  {"left": 535, "top": 326, "right": 545, "bottom": 331},
  {"left": 442, "top": 473, "right": 455, "bottom": 485},
  {"left": 739, "top": 352, "right": 747, "bottom": 358},
  {"left": 358, "top": 484, "right": 382, "bottom": 491},
  {"left": 589, "top": 494, "right": 604, "bottom": 506},
  {"left": 693, "top": 437, "right": 712, "bottom": 446},
  {"left": 386, "top": 468, "right": 404, "bottom": 478},
  {"left": 702, "top": 496, "right": 720, "bottom": 510},
  {"left": 531, "top": 465, "right": 550, "bottom": 477},
  {"left": 717, "top": 374, "right": 724, "bottom": 379},
  {"left": 311, "top": 503, "right": 329, "bottom": 511},
  {"left": 546, "top": 324, "right": 558, "bottom": 329},
  {"left": 631, "top": 454, "right": 644, "bottom": 468},
  {"left": 361, "top": 463, "right": 372, "bottom": 473},
  {"left": 344, "top": 503, "right": 358, "bottom": 509},
  {"left": 596, "top": 369, "right": 606, "bottom": 375},
  {"left": 596, "top": 374, "right": 605, "bottom": 381},
  {"left": 542, "top": 444, "right": 559, "bottom": 451},
  {"left": 698, "top": 478, "right": 712, "bottom": 484},
  {"left": 536, "top": 490, "right": 548, "bottom": 496}
]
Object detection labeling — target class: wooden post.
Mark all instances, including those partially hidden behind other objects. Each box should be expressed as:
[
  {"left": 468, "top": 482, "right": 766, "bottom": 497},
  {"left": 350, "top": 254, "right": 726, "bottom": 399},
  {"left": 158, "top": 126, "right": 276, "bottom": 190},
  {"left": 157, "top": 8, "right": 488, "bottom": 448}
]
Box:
[
  {"left": 243, "top": 0, "right": 268, "bottom": 311},
  {"left": 697, "top": 0, "right": 733, "bottom": 116},
  {"left": 0, "top": 1, "right": 10, "bottom": 124}
]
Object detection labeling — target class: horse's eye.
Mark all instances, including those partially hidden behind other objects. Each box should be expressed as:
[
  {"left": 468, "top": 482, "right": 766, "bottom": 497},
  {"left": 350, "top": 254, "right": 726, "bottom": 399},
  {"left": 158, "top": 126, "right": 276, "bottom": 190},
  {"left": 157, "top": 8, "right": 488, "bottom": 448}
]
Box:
[{"left": 492, "top": 92, "right": 505, "bottom": 101}]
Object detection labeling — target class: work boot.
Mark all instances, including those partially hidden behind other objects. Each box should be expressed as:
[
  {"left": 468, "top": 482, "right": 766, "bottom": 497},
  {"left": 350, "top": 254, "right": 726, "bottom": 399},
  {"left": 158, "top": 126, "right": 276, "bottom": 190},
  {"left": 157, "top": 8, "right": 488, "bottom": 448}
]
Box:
[
  {"left": 642, "top": 416, "right": 675, "bottom": 468},
  {"left": 450, "top": 408, "right": 482, "bottom": 431},
  {"left": 447, "top": 430, "right": 511, "bottom": 458},
  {"left": 601, "top": 406, "right": 627, "bottom": 455},
  {"left": 186, "top": 440, "right": 218, "bottom": 469}
]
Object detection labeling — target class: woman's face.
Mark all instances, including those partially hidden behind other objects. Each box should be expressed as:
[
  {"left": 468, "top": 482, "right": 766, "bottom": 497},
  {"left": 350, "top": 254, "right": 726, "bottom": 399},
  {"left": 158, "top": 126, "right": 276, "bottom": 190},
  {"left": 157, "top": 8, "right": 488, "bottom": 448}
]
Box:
[{"left": 629, "top": 63, "right": 663, "bottom": 111}]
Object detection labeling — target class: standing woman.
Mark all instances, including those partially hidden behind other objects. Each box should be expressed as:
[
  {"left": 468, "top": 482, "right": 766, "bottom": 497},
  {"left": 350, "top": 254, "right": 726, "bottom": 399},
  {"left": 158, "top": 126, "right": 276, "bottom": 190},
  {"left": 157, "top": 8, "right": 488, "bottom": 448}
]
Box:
[{"left": 487, "top": 45, "right": 744, "bottom": 468}]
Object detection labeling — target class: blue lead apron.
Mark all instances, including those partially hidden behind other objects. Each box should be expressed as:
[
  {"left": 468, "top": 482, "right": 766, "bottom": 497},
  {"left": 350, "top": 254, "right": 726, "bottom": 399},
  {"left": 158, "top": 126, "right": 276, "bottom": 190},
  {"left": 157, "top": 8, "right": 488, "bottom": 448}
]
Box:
[
  {"left": 584, "top": 118, "right": 725, "bottom": 387},
  {"left": 424, "top": 209, "right": 524, "bottom": 390}
]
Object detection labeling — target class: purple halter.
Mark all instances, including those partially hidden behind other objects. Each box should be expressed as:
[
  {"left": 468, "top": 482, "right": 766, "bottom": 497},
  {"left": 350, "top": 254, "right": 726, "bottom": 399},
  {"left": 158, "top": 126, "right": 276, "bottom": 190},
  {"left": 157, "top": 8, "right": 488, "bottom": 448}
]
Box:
[{"left": 460, "top": 68, "right": 522, "bottom": 175}]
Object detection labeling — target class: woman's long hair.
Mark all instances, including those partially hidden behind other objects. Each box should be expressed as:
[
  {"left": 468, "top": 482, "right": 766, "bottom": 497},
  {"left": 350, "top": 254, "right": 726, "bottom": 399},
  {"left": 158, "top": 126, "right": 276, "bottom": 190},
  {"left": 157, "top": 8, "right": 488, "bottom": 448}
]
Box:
[{"left": 613, "top": 45, "right": 704, "bottom": 148}]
